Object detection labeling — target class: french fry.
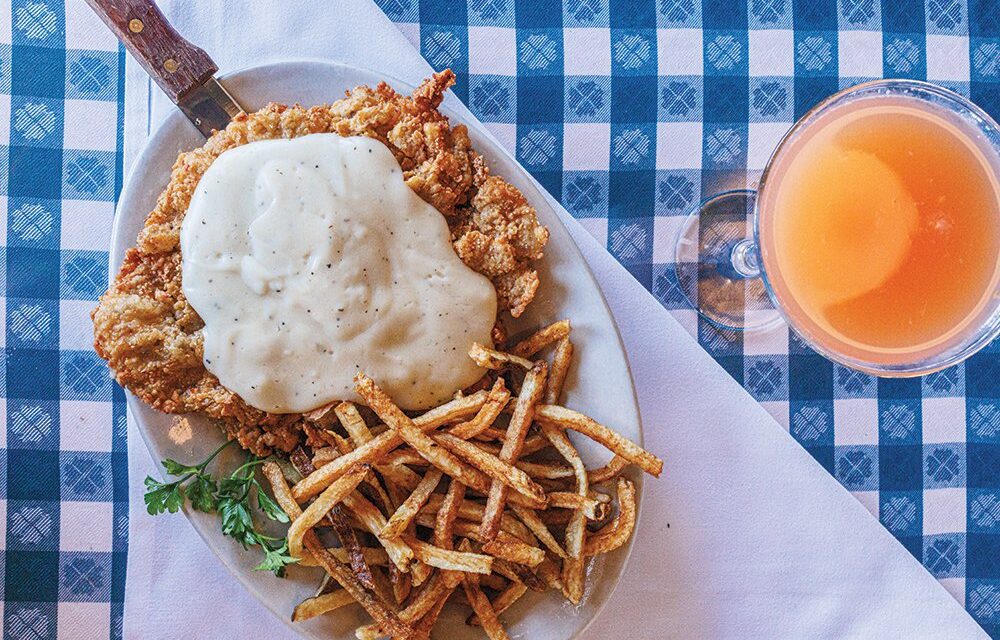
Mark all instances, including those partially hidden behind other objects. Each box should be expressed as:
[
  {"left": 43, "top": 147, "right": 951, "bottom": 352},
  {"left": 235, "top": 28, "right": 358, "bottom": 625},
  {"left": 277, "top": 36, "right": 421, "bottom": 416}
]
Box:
[
  {"left": 401, "top": 534, "right": 494, "bottom": 574},
  {"left": 432, "top": 432, "right": 547, "bottom": 505},
  {"left": 535, "top": 404, "right": 663, "bottom": 477},
  {"left": 461, "top": 565, "right": 511, "bottom": 640},
  {"left": 537, "top": 420, "right": 588, "bottom": 605},
  {"left": 548, "top": 491, "right": 610, "bottom": 520},
  {"left": 471, "top": 426, "right": 509, "bottom": 442},
  {"left": 325, "top": 546, "right": 390, "bottom": 566},
  {"left": 480, "top": 573, "right": 508, "bottom": 591},
  {"left": 355, "top": 571, "right": 461, "bottom": 640},
  {"left": 516, "top": 459, "right": 574, "bottom": 480},
  {"left": 287, "top": 464, "right": 369, "bottom": 560},
  {"left": 489, "top": 557, "right": 543, "bottom": 590},
  {"left": 543, "top": 337, "right": 574, "bottom": 404},
  {"left": 292, "top": 390, "right": 487, "bottom": 501},
  {"left": 469, "top": 582, "right": 529, "bottom": 626},
  {"left": 469, "top": 342, "right": 535, "bottom": 370},
  {"left": 588, "top": 455, "right": 629, "bottom": 484},
  {"left": 412, "top": 586, "right": 451, "bottom": 636},
  {"left": 381, "top": 469, "right": 443, "bottom": 540},
  {"left": 511, "top": 319, "right": 571, "bottom": 358},
  {"left": 511, "top": 504, "right": 567, "bottom": 558},
  {"left": 326, "top": 505, "right": 380, "bottom": 595},
  {"left": 312, "top": 446, "right": 340, "bottom": 467},
  {"left": 435, "top": 480, "right": 465, "bottom": 550},
  {"left": 482, "top": 532, "right": 546, "bottom": 567},
  {"left": 448, "top": 378, "right": 510, "bottom": 440},
  {"left": 334, "top": 401, "right": 373, "bottom": 446},
  {"left": 585, "top": 478, "right": 637, "bottom": 556},
  {"left": 291, "top": 589, "right": 356, "bottom": 622},
  {"left": 481, "top": 362, "right": 547, "bottom": 541},
  {"left": 260, "top": 463, "right": 414, "bottom": 639},
  {"left": 355, "top": 373, "right": 495, "bottom": 491},
  {"left": 534, "top": 555, "right": 564, "bottom": 592},
  {"left": 343, "top": 490, "right": 415, "bottom": 572},
  {"left": 420, "top": 495, "right": 537, "bottom": 545}
]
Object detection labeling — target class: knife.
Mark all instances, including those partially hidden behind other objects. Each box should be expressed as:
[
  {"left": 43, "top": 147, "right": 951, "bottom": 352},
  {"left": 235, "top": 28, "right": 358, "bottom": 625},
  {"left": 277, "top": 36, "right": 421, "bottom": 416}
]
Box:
[{"left": 84, "top": 0, "right": 245, "bottom": 137}]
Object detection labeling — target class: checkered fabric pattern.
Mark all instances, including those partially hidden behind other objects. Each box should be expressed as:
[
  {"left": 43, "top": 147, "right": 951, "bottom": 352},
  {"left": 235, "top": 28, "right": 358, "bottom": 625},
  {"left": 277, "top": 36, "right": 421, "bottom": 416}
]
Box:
[
  {"left": 0, "top": 1, "right": 128, "bottom": 638},
  {"left": 377, "top": 0, "right": 1000, "bottom": 635}
]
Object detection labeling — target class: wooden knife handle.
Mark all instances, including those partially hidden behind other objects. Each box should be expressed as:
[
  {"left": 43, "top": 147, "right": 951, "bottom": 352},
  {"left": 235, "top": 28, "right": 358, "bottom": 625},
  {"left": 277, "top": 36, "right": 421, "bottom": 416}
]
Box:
[{"left": 83, "top": 0, "right": 217, "bottom": 103}]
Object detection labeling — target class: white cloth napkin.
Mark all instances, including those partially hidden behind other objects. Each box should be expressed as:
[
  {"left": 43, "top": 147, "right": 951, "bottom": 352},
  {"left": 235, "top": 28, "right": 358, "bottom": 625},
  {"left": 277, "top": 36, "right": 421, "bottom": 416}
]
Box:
[{"left": 121, "top": 2, "right": 986, "bottom": 638}]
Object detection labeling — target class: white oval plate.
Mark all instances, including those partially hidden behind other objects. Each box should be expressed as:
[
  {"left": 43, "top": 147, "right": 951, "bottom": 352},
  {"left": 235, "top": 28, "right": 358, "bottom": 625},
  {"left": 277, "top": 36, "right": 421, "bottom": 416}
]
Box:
[{"left": 112, "top": 60, "right": 643, "bottom": 640}]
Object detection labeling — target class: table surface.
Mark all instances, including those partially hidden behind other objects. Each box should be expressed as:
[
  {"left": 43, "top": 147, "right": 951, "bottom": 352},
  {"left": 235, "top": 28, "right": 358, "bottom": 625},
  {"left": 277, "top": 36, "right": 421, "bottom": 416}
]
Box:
[{"left": 3, "top": 0, "right": 1000, "bottom": 637}]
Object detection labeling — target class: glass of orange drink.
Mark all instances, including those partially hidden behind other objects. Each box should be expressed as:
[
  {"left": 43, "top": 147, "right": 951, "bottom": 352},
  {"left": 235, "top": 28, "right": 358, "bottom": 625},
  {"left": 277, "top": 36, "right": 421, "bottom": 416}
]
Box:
[{"left": 675, "top": 80, "right": 1000, "bottom": 376}]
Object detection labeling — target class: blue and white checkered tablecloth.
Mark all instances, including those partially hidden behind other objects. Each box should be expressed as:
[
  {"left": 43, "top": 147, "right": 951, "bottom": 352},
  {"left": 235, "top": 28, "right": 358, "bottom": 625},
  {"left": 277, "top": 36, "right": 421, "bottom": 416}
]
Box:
[{"left": 4, "top": 0, "right": 1000, "bottom": 637}]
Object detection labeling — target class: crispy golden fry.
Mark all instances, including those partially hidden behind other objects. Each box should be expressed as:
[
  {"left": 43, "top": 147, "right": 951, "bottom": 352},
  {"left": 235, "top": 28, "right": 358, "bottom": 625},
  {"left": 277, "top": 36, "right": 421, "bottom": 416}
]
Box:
[
  {"left": 489, "top": 557, "right": 531, "bottom": 586},
  {"left": 311, "top": 447, "right": 340, "bottom": 468},
  {"left": 548, "top": 491, "right": 610, "bottom": 520},
  {"left": 511, "top": 320, "right": 571, "bottom": 358},
  {"left": 469, "top": 342, "right": 535, "bottom": 370},
  {"left": 334, "top": 401, "right": 373, "bottom": 446},
  {"left": 287, "top": 464, "right": 369, "bottom": 560},
  {"left": 381, "top": 469, "right": 443, "bottom": 540},
  {"left": 291, "top": 589, "right": 356, "bottom": 622},
  {"left": 356, "top": 373, "right": 493, "bottom": 491},
  {"left": 537, "top": 419, "right": 588, "bottom": 605},
  {"left": 516, "top": 459, "right": 574, "bottom": 480},
  {"left": 481, "top": 362, "right": 547, "bottom": 541},
  {"left": 401, "top": 534, "right": 494, "bottom": 574},
  {"left": 260, "top": 463, "right": 415, "bottom": 639},
  {"left": 325, "top": 546, "right": 390, "bottom": 566},
  {"left": 343, "top": 491, "right": 415, "bottom": 572},
  {"left": 448, "top": 378, "right": 510, "bottom": 440},
  {"left": 355, "top": 571, "right": 462, "bottom": 640},
  {"left": 411, "top": 560, "right": 433, "bottom": 587},
  {"left": 522, "top": 434, "right": 552, "bottom": 457},
  {"left": 482, "top": 531, "right": 546, "bottom": 567},
  {"left": 291, "top": 391, "right": 487, "bottom": 501},
  {"left": 413, "top": 587, "right": 451, "bottom": 636},
  {"left": 419, "top": 495, "right": 537, "bottom": 545},
  {"left": 462, "top": 571, "right": 511, "bottom": 640},
  {"left": 435, "top": 480, "right": 465, "bottom": 550},
  {"left": 534, "top": 555, "right": 564, "bottom": 592},
  {"left": 480, "top": 573, "right": 508, "bottom": 591},
  {"left": 535, "top": 404, "right": 663, "bottom": 477},
  {"left": 543, "top": 337, "right": 573, "bottom": 405},
  {"left": 472, "top": 426, "right": 509, "bottom": 442},
  {"left": 588, "top": 455, "right": 629, "bottom": 484},
  {"left": 432, "top": 432, "right": 547, "bottom": 505},
  {"left": 585, "top": 478, "right": 637, "bottom": 556},
  {"left": 326, "top": 505, "right": 380, "bottom": 595},
  {"left": 511, "top": 504, "right": 567, "bottom": 558},
  {"left": 469, "top": 581, "right": 529, "bottom": 626},
  {"left": 376, "top": 462, "right": 423, "bottom": 492},
  {"left": 326, "top": 430, "right": 354, "bottom": 455}
]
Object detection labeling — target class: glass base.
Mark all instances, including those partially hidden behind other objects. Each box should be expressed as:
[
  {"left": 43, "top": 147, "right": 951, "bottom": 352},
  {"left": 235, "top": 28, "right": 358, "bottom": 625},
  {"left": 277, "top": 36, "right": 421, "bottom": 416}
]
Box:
[{"left": 674, "top": 190, "right": 782, "bottom": 332}]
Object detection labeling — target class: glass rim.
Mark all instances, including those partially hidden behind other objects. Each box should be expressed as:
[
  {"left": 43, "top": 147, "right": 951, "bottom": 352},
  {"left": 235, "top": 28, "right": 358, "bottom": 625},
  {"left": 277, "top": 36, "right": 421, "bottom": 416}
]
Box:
[{"left": 753, "top": 78, "right": 1000, "bottom": 377}]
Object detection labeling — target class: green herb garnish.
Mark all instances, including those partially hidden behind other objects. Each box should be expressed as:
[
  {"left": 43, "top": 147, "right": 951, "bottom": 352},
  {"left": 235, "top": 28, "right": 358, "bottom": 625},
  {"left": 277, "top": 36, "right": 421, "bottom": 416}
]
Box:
[{"left": 142, "top": 441, "right": 297, "bottom": 577}]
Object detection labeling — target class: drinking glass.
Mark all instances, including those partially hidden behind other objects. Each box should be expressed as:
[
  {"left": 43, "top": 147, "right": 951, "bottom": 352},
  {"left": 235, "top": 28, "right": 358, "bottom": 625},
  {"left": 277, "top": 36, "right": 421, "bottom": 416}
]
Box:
[{"left": 674, "top": 79, "right": 1000, "bottom": 377}]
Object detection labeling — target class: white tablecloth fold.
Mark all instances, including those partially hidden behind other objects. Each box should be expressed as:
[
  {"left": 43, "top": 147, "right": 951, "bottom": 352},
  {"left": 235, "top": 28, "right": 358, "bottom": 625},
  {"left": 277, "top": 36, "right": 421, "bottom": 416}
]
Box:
[{"left": 121, "top": 2, "right": 986, "bottom": 638}]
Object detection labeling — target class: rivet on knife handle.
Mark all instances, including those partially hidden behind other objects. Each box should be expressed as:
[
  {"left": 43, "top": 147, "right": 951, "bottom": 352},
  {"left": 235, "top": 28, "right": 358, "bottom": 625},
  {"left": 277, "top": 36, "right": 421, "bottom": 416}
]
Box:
[
  {"left": 83, "top": 0, "right": 218, "bottom": 104},
  {"left": 84, "top": 0, "right": 246, "bottom": 137}
]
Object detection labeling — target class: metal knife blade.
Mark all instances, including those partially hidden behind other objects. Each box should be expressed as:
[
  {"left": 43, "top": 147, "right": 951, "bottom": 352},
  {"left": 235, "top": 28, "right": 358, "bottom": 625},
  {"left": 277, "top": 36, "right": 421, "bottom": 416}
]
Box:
[{"left": 178, "top": 76, "right": 246, "bottom": 138}]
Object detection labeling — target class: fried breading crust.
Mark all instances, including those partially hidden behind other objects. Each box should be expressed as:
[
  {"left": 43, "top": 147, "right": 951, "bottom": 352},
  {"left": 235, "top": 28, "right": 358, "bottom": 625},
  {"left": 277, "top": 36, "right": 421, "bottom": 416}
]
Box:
[{"left": 93, "top": 71, "right": 548, "bottom": 455}]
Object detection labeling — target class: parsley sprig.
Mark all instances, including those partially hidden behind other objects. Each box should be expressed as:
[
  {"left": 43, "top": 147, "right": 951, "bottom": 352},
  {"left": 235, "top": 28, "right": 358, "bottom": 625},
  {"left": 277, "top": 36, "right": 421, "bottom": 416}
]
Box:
[{"left": 143, "top": 441, "right": 298, "bottom": 577}]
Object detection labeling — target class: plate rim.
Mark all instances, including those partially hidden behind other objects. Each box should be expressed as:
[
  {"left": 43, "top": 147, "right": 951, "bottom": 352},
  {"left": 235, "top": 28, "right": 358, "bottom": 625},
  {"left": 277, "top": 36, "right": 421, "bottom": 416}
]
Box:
[{"left": 112, "top": 58, "right": 646, "bottom": 640}]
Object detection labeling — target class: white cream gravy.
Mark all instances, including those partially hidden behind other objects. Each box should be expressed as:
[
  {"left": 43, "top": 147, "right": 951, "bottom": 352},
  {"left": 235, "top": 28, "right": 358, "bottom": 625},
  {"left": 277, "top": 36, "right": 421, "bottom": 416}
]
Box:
[{"left": 180, "top": 134, "right": 497, "bottom": 413}]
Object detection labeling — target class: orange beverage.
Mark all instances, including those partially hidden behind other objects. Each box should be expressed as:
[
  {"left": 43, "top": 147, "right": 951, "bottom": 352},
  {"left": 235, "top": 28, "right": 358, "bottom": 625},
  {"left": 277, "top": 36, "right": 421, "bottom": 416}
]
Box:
[{"left": 758, "top": 95, "right": 1000, "bottom": 366}]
